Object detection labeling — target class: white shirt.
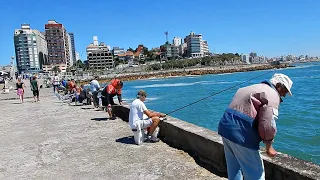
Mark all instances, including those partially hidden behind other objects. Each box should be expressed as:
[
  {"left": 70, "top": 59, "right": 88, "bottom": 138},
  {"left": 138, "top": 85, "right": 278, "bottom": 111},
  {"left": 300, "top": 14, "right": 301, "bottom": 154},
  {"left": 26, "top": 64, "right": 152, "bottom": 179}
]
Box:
[
  {"left": 90, "top": 80, "right": 100, "bottom": 92},
  {"left": 52, "top": 76, "right": 60, "bottom": 85},
  {"left": 129, "top": 99, "right": 148, "bottom": 129}
]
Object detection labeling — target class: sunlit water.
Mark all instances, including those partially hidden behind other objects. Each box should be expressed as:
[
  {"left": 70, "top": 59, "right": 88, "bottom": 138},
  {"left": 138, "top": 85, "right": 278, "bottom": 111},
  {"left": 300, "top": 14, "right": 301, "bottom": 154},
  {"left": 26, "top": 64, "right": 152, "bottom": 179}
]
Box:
[{"left": 119, "top": 62, "right": 320, "bottom": 164}]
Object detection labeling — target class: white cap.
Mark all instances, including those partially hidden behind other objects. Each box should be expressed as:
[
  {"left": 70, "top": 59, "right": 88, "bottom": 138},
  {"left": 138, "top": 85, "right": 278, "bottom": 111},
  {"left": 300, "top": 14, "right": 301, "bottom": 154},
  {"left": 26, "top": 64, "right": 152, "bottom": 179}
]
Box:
[{"left": 270, "top": 73, "right": 293, "bottom": 96}]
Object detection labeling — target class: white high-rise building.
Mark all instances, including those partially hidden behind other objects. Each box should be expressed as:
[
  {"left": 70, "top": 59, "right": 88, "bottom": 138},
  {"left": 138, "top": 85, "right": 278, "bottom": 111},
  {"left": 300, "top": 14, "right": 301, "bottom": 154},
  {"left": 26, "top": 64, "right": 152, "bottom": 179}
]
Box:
[
  {"left": 14, "top": 24, "right": 48, "bottom": 73},
  {"left": 76, "top": 52, "right": 80, "bottom": 61},
  {"left": 93, "top": 36, "right": 98, "bottom": 46},
  {"left": 173, "top": 37, "right": 182, "bottom": 46},
  {"left": 184, "top": 32, "right": 206, "bottom": 58},
  {"left": 201, "top": 40, "right": 209, "bottom": 56},
  {"left": 67, "top": 33, "right": 74, "bottom": 66}
]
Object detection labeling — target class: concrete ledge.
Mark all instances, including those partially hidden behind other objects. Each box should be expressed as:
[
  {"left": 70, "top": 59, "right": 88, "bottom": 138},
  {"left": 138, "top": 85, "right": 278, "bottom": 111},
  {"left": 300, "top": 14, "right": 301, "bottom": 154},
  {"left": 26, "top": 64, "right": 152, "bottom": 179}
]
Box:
[{"left": 113, "top": 106, "right": 320, "bottom": 180}]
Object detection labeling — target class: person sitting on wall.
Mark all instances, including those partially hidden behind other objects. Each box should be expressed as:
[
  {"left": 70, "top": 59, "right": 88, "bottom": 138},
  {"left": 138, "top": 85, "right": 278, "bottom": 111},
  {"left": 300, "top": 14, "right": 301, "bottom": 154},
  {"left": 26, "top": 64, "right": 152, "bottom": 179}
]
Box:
[
  {"left": 129, "top": 90, "right": 166, "bottom": 143},
  {"left": 101, "top": 78, "right": 124, "bottom": 120}
]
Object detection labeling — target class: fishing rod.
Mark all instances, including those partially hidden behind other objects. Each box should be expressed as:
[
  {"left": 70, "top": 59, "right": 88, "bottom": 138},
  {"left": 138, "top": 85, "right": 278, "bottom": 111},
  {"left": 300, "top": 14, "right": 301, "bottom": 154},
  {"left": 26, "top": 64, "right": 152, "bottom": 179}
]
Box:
[{"left": 165, "top": 70, "right": 274, "bottom": 116}]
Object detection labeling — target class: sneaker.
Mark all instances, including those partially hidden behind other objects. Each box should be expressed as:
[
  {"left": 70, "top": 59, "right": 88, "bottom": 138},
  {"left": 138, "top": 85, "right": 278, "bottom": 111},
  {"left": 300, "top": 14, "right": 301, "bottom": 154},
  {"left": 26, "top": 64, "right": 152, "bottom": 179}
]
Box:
[
  {"left": 110, "top": 117, "right": 116, "bottom": 120},
  {"left": 148, "top": 136, "right": 160, "bottom": 143}
]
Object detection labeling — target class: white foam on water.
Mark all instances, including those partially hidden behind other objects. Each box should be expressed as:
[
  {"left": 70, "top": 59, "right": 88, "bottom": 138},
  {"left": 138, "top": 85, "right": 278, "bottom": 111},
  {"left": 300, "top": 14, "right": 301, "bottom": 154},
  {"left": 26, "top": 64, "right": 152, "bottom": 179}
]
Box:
[
  {"left": 134, "top": 80, "right": 242, "bottom": 88},
  {"left": 149, "top": 79, "right": 165, "bottom": 82},
  {"left": 145, "top": 97, "right": 159, "bottom": 102},
  {"left": 134, "top": 82, "right": 197, "bottom": 88},
  {"left": 289, "top": 64, "right": 320, "bottom": 70}
]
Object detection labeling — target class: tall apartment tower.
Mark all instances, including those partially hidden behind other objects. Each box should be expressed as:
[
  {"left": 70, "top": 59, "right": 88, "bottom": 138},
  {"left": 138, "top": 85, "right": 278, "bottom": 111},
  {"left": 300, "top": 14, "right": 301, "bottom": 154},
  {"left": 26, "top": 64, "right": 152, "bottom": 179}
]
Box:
[
  {"left": 67, "top": 33, "right": 74, "bottom": 66},
  {"left": 184, "top": 32, "right": 210, "bottom": 58},
  {"left": 13, "top": 24, "right": 48, "bottom": 73},
  {"left": 45, "top": 20, "right": 71, "bottom": 67},
  {"left": 68, "top": 32, "right": 76, "bottom": 64},
  {"left": 86, "top": 36, "right": 114, "bottom": 70},
  {"left": 184, "top": 32, "right": 203, "bottom": 58}
]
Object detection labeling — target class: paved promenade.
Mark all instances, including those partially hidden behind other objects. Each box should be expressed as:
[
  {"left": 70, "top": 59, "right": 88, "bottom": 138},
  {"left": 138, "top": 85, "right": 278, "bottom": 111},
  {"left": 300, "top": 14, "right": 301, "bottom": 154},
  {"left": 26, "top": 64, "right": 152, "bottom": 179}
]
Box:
[{"left": 0, "top": 86, "right": 225, "bottom": 179}]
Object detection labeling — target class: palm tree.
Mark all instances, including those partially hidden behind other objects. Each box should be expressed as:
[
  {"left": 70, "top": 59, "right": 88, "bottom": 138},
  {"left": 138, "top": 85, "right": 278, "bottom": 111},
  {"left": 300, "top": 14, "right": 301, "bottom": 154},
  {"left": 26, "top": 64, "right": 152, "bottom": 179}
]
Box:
[{"left": 52, "top": 66, "right": 61, "bottom": 73}]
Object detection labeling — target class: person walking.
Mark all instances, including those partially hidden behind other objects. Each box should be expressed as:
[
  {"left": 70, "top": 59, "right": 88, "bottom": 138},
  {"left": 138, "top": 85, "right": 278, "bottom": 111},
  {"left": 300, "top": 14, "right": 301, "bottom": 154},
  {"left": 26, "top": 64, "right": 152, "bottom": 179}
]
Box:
[
  {"left": 16, "top": 77, "right": 24, "bottom": 103},
  {"left": 52, "top": 74, "right": 60, "bottom": 95},
  {"left": 30, "top": 76, "right": 40, "bottom": 102},
  {"left": 218, "top": 73, "right": 293, "bottom": 180}
]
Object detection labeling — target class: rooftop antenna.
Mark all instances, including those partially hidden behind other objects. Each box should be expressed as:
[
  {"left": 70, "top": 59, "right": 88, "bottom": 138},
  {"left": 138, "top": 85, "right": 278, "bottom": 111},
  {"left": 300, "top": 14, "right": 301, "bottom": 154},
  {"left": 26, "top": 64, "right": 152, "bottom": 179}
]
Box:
[{"left": 164, "top": 31, "right": 168, "bottom": 44}]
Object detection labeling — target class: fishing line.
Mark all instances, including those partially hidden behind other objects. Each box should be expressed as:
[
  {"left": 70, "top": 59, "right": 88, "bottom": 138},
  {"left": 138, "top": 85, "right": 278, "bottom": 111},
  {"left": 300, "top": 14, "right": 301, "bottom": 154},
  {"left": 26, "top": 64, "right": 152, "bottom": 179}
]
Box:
[{"left": 165, "top": 70, "right": 274, "bottom": 115}]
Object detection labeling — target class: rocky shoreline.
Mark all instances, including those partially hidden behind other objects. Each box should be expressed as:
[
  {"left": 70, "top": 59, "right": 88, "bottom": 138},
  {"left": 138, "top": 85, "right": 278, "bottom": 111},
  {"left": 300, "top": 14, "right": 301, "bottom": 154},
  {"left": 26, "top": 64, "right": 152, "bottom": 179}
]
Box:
[{"left": 82, "top": 63, "right": 291, "bottom": 84}]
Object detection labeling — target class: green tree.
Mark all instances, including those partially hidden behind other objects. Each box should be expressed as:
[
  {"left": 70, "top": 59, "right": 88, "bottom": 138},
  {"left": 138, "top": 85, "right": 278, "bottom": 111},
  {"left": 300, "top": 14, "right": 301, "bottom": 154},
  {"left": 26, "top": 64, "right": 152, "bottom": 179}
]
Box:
[
  {"left": 52, "top": 66, "right": 61, "bottom": 73},
  {"left": 127, "top": 47, "right": 134, "bottom": 52},
  {"left": 76, "top": 60, "right": 84, "bottom": 69}
]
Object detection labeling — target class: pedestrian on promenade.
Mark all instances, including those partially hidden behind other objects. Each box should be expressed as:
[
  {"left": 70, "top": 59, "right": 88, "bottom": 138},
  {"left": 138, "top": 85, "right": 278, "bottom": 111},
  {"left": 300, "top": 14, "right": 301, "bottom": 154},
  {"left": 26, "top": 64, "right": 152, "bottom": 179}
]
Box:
[
  {"left": 30, "top": 76, "right": 40, "bottom": 102},
  {"left": 129, "top": 90, "right": 166, "bottom": 143},
  {"left": 90, "top": 76, "right": 101, "bottom": 108},
  {"left": 218, "top": 73, "right": 293, "bottom": 180},
  {"left": 52, "top": 74, "right": 60, "bottom": 95},
  {"left": 101, "top": 79, "right": 123, "bottom": 120},
  {"left": 16, "top": 77, "right": 24, "bottom": 103}
]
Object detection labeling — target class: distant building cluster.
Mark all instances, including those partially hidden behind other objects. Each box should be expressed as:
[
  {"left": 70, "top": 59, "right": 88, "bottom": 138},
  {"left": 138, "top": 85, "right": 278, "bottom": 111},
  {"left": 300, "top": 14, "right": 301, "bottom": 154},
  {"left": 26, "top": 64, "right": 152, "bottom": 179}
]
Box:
[
  {"left": 13, "top": 20, "right": 77, "bottom": 73},
  {"left": 160, "top": 32, "right": 210, "bottom": 60},
  {"left": 240, "top": 52, "right": 318, "bottom": 64},
  {"left": 12, "top": 20, "right": 319, "bottom": 73},
  {"left": 13, "top": 20, "right": 214, "bottom": 72}
]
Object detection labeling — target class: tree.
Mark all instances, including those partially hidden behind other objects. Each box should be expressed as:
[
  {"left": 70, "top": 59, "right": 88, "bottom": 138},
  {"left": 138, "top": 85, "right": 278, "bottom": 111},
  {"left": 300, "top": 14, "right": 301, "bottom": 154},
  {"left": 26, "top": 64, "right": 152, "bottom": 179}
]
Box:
[
  {"left": 127, "top": 47, "right": 134, "bottom": 52},
  {"left": 52, "top": 66, "right": 61, "bottom": 73},
  {"left": 76, "top": 60, "right": 84, "bottom": 69}
]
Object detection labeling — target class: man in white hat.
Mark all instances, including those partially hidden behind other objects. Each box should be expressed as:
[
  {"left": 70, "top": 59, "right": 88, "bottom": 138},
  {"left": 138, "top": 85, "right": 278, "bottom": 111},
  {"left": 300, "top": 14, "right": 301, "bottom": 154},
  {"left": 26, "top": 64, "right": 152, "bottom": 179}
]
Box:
[{"left": 218, "top": 73, "right": 293, "bottom": 180}]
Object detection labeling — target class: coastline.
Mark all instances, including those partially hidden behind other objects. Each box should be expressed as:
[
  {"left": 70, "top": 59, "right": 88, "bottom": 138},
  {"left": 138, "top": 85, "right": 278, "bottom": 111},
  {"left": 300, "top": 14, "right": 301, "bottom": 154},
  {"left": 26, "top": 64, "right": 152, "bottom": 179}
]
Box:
[{"left": 82, "top": 63, "right": 291, "bottom": 84}]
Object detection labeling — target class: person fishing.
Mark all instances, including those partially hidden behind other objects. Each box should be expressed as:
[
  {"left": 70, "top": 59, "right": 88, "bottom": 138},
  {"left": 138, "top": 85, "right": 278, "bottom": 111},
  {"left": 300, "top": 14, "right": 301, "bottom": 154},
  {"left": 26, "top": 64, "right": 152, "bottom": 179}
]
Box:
[
  {"left": 218, "top": 73, "right": 293, "bottom": 180},
  {"left": 129, "top": 90, "right": 166, "bottom": 143},
  {"left": 101, "top": 78, "right": 124, "bottom": 120}
]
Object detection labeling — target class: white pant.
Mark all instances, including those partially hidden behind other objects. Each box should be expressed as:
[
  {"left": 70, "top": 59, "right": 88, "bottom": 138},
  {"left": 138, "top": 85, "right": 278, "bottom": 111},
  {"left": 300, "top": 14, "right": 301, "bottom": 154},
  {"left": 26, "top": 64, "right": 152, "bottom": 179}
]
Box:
[{"left": 132, "top": 119, "right": 158, "bottom": 145}]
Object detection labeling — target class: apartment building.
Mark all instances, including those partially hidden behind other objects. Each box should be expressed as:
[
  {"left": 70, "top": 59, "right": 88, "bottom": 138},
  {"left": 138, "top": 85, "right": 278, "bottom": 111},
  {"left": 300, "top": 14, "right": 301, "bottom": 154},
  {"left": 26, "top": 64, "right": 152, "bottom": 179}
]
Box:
[
  {"left": 86, "top": 36, "right": 114, "bottom": 70},
  {"left": 13, "top": 24, "right": 48, "bottom": 73},
  {"left": 45, "top": 20, "right": 71, "bottom": 67}
]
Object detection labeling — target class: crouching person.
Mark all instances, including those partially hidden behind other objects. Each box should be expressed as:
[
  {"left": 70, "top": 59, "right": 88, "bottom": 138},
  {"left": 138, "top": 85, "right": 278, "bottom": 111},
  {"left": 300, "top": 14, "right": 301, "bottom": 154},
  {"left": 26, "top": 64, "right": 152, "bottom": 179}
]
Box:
[{"left": 129, "top": 90, "right": 166, "bottom": 144}]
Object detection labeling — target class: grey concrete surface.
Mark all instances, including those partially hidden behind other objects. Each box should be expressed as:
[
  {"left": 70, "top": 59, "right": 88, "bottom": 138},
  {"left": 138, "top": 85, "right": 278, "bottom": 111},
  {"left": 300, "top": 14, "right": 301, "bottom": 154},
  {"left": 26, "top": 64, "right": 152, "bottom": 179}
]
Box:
[{"left": 0, "top": 93, "right": 225, "bottom": 179}]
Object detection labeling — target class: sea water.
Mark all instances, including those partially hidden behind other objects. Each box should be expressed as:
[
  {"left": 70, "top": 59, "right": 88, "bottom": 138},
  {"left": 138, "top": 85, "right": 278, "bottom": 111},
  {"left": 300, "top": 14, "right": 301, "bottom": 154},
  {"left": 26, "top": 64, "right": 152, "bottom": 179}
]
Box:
[{"left": 121, "top": 62, "right": 320, "bottom": 165}]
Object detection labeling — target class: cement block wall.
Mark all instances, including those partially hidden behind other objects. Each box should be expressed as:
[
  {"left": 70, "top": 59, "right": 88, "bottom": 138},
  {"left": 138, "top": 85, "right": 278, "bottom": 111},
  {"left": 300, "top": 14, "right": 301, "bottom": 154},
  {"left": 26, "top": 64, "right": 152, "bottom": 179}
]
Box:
[{"left": 113, "top": 105, "right": 320, "bottom": 180}]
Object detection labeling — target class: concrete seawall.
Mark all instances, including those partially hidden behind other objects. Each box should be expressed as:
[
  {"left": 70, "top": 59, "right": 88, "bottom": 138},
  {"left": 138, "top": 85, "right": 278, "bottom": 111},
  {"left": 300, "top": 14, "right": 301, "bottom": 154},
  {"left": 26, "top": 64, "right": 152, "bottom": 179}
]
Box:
[{"left": 113, "top": 105, "right": 320, "bottom": 180}]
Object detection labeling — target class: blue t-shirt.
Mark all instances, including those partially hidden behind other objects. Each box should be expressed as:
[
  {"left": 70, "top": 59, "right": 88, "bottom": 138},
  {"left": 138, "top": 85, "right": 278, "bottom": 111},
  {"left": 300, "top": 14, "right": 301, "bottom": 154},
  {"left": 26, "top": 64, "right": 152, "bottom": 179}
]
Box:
[{"left": 62, "top": 80, "right": 67, "bottom": 87}]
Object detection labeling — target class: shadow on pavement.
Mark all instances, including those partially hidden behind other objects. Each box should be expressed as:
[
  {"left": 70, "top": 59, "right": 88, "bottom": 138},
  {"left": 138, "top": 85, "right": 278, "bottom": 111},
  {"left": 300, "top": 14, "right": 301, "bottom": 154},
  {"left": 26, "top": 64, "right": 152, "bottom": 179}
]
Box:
[
  {"left": 115, "top": 136, "right": 136, "bottom": 145},
  {"left": 91, "top": 117, "right": 108, "bottom": 121},
  {"left": 11, "top": 102, "right": 22, "bottom": 104},
  {"left": 81, "top": 107, "right": 94, "bottom": 110}
]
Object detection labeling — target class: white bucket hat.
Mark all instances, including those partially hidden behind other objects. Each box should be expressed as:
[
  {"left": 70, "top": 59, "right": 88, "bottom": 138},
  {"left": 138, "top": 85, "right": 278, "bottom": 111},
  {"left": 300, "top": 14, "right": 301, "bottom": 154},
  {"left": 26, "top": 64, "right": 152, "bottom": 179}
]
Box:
[{"left": 270, "top": 73, "right": 293, "bottom": 96}]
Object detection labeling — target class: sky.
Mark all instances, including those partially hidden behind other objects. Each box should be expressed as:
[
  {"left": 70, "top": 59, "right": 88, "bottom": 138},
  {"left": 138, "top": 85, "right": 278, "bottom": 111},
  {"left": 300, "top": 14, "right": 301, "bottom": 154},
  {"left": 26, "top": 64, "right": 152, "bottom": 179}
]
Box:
[{"left": 1, "top": 0, "right": 320, "bottom": 65}]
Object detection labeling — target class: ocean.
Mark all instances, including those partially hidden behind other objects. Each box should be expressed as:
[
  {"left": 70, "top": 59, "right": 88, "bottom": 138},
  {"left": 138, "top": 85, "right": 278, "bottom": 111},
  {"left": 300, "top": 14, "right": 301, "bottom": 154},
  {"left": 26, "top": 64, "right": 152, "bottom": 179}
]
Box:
[{"left": 120, "top": 62, "right": 320, "bottom": 165}]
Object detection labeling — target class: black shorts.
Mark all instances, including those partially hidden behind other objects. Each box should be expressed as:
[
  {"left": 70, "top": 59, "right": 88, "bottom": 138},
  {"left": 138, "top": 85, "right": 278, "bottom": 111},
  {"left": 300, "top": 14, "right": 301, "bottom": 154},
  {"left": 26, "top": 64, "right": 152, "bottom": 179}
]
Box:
[
  {"left": 102, "top": 96, "right": 115, "bottom": 106},
  {"left": 33, "top": 90, "right": 39, "bottom": 96}
]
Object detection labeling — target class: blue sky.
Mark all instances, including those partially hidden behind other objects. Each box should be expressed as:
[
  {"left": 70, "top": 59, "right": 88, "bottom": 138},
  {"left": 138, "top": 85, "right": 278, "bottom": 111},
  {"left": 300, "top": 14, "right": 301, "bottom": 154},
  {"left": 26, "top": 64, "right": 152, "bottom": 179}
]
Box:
[{"left": 1, "top": 0, "right": 320, "bottom": 65}]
